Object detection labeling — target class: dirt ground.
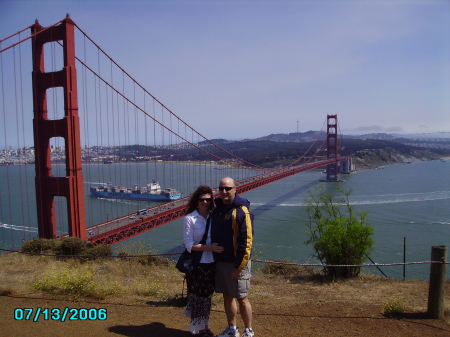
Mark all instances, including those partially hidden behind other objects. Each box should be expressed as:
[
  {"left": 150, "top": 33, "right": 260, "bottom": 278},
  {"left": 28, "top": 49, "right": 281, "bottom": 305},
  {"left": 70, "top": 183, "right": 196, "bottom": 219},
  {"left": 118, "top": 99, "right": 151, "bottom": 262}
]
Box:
[{"left": 2, "top": 277, "right": 449, "bottom": 337}]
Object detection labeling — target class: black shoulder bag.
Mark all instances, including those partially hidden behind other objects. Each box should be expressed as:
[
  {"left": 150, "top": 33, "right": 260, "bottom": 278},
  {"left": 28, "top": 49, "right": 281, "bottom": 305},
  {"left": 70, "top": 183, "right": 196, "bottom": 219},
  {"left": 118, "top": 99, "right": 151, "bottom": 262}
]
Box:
[{"left": 176, "top": 216, "right": 211, "bottom": 273}]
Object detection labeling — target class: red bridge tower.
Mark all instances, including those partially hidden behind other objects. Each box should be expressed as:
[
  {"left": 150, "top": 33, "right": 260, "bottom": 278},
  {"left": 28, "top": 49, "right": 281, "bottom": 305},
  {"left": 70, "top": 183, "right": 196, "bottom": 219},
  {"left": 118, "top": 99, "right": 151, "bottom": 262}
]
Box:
[
  {"left": 31, "top": 16, "right": 86, "bottom": 239},
  {"left": 325, "top": 114, "right": 339, "bottom": 182}
]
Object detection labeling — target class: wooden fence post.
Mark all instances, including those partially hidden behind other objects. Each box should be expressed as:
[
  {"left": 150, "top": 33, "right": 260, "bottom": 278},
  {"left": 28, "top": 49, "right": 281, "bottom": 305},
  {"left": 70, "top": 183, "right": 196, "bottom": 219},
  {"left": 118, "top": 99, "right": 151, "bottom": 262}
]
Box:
[{"left": 427, "top": 245, "right": 447, "bottom": 319}]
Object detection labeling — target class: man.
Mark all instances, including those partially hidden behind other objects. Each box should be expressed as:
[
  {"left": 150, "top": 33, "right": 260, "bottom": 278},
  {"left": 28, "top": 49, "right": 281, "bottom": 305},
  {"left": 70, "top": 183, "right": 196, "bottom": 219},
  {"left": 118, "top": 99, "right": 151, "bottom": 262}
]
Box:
[{"left": 211, "top": 177, "right": 255, "bottom": 337}]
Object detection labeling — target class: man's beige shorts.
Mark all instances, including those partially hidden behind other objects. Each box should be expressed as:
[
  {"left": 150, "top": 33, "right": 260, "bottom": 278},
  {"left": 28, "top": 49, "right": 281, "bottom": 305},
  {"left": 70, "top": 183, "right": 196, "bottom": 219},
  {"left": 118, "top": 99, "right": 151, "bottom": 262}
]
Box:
[{"left": 215, "top": 260, "right": 251, "bottom": 299}]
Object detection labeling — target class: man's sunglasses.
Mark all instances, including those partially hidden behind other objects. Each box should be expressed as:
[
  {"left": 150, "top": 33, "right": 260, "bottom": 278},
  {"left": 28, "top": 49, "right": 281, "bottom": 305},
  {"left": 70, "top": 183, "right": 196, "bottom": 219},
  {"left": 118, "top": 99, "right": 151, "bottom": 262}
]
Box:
[
  {"left": 199, "top": 198, "right": 213, "bottom": 202},
  {"left": 218, "top": 186, "right": 234, "bottom": 191}
]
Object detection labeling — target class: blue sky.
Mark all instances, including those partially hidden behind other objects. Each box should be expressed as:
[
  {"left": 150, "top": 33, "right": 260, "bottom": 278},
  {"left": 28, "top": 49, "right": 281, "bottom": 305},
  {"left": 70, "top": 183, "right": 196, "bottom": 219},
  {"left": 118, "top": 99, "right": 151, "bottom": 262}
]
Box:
[{"left": 1, "top": 0, "right": 449, "bottom": 140}]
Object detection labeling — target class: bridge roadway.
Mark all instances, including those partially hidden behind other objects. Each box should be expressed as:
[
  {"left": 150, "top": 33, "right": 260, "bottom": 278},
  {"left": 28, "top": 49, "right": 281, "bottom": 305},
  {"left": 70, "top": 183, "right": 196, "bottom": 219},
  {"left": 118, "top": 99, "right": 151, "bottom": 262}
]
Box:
[{"left": 87, "top": 157, "right": 348, "bottom": 246}]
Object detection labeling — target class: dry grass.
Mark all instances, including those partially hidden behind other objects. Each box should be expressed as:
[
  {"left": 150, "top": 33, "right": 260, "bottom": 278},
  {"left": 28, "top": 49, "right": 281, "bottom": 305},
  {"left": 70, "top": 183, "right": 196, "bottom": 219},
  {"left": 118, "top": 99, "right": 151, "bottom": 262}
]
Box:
[
  {"left": 0, "top": 253, "right": 185, "bottom": 304},
  {"left": 1, "top": 253, "right": 450, "bottom": 337},
  {"left": 0, "top": 252, "right": 448, "bottom": 320},
  {"left": 250, "top": 267, "right": 441, "bottom": 315}
]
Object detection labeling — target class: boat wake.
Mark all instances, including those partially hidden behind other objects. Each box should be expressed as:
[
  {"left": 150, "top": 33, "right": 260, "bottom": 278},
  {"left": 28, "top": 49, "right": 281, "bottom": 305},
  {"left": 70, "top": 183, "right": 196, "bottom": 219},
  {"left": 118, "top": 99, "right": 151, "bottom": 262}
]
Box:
[
  {"left": 0, "top": 223, "right": 38, "bottom": 233},
  {"left": 350, "top": 191, "right": 450, "bottom": 206},
  {"left": 94, "top": 197, "right": 135, "bottom": 205},
  {"left": 251, "top": 191, "right": 450, "bottom": 207}
]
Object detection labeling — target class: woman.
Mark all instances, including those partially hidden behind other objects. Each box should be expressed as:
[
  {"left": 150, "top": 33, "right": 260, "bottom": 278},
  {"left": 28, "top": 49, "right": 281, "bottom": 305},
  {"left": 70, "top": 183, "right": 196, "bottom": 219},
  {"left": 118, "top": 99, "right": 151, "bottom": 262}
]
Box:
[{"left": 183, "top": 185, "right": 224, "bottom": 337}]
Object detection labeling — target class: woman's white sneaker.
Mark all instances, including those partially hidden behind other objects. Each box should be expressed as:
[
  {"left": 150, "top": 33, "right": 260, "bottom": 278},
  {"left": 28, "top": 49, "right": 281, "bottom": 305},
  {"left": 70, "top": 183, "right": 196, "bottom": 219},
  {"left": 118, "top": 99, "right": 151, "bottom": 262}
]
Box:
[{"left": 217, "top": 326, "right": 240, "bottom": 337}]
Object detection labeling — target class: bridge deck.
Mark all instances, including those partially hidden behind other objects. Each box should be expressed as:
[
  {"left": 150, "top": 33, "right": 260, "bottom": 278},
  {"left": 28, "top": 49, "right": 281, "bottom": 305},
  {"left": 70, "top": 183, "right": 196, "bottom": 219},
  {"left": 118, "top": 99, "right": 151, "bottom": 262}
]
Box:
[{"left": 88, "top": 157, "right": 347, "bottom": 245}]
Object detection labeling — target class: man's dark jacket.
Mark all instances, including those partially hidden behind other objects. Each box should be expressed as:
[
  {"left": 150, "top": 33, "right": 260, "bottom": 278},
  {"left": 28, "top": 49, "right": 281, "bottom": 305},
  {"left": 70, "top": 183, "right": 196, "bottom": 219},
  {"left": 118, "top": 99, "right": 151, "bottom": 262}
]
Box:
[{"left": 211, "top": 193, "right": 254, "bottom": 271}]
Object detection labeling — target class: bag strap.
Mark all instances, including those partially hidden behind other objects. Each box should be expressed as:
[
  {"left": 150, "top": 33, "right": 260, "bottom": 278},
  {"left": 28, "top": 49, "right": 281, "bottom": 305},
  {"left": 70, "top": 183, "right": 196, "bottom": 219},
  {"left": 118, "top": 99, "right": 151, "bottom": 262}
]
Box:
[{"left": 199, "top": 215, "right": 211, "bottom": 245}]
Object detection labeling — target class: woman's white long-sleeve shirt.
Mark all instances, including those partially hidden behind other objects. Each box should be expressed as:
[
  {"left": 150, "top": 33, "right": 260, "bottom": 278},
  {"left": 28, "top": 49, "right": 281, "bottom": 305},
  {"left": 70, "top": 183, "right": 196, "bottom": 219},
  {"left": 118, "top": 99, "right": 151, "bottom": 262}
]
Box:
[{"left": 183, "top": 210, "right": 214, "bottom": 263}]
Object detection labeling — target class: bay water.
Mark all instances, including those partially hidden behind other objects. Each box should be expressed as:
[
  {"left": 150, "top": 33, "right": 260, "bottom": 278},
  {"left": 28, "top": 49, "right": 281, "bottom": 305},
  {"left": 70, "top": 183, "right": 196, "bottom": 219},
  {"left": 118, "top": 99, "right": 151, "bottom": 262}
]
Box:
[{"left": 1, "top": 159, "right": 449, "bottom": 280}]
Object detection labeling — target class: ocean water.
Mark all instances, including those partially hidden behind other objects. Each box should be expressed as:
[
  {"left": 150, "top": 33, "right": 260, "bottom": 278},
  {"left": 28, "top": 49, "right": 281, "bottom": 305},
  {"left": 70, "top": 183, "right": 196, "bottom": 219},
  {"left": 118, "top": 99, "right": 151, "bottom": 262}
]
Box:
[
  {"left": 116, "top": 159, "right": 449, "bottom": 280},
  {"left": 1, "top": 159, "right": 449, "bottom": 280}
]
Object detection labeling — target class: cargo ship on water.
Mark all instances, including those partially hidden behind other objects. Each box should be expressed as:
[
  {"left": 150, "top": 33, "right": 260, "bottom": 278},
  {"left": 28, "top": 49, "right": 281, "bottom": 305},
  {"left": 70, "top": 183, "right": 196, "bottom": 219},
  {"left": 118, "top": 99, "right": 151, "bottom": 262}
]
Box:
[{"left": 89, "top": 181, "right": 181, "bottom": 201}]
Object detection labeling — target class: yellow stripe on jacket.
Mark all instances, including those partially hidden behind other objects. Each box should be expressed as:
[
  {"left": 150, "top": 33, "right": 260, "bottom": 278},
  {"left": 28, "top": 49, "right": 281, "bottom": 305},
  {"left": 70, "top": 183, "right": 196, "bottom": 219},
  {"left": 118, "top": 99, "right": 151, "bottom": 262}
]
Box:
[{"left": 232, "top": 206, "right": 253, "bottom": 271}]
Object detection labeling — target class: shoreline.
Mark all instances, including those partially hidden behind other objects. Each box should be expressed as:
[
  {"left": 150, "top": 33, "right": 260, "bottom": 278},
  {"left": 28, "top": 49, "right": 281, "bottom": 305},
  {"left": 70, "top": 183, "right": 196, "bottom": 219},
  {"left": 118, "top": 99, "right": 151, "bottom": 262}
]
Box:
[
  {"left": 0, "top": 149, "right": 450, "bottom": 174},
  {"left": 1, "top": 154, "right": 448, "bottom": 170}
]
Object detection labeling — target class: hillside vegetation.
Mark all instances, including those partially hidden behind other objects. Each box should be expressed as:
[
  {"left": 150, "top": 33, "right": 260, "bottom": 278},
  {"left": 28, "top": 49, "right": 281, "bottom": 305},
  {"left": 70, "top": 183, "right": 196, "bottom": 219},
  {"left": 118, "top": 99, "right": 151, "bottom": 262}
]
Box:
[{"left": 111, "top": 134, "right": 449, "bottom": 169}]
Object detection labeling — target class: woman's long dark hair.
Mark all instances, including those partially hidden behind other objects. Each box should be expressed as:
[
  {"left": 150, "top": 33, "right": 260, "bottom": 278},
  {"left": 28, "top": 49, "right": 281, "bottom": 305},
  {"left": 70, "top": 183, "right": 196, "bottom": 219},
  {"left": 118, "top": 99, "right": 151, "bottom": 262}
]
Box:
[{"left": 186, "top": 185, "right": 214, "bottom": 214}]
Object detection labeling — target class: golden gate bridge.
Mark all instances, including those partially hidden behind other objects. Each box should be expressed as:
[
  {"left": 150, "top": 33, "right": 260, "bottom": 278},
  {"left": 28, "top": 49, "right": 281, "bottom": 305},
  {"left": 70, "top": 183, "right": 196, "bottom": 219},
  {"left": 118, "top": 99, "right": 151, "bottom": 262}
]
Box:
[{"left": 0, "top": 16, "right": 349, "bottom": 250}]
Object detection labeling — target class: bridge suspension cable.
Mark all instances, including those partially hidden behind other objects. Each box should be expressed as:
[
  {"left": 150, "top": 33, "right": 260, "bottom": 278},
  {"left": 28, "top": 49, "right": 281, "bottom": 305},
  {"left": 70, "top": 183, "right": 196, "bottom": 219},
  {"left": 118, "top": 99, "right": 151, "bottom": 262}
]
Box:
[
  {"left": 74, "top": 23, "right": 258, "bottom": 169},
  {"left": 0, "top": 17, "right": 344, "bottom": 249},
  {"left": 0, "top": 18, "right": 67, "bottom": 54}
]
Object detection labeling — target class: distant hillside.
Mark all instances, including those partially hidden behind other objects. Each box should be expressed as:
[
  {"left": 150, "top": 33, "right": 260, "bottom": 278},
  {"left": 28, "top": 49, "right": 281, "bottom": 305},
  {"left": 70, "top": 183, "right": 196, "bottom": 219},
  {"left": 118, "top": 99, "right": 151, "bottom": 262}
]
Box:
[
  {"left": 339, "top": 139, "right": 444, "bottom": 169},
  {"left": 257, "top": 131, "right": 326, "bottom": 143},
  {"left": 97, "top": 132, "right": 449, "bottom": 170},
  {"left": 257, "top": 131, "right": 450, "bottom": 144},
  {"left": 252, "top": 131, "right": 450, "bottom": 168}
]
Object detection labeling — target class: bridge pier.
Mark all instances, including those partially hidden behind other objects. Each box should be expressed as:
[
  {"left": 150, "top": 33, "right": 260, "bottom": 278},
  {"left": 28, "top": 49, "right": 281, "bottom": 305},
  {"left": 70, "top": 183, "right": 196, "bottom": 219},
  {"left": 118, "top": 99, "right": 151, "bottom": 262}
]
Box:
[{"left": 339, "top": 157, "right": 354, "bottom": 174}]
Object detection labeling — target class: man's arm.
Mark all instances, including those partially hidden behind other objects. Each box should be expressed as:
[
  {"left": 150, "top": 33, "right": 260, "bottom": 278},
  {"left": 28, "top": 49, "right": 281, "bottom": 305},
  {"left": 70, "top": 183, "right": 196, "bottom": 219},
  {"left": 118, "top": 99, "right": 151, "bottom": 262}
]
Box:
[{"left": 233, "top": 206, "right": 253, "bottom": 271}]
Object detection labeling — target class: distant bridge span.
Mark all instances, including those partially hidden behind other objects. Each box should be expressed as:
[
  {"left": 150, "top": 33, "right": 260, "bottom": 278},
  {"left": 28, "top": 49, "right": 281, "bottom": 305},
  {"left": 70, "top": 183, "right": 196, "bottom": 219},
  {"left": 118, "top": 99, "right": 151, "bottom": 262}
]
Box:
[{"left": 89, "top": 157, "right": 348, "bottom": 246}]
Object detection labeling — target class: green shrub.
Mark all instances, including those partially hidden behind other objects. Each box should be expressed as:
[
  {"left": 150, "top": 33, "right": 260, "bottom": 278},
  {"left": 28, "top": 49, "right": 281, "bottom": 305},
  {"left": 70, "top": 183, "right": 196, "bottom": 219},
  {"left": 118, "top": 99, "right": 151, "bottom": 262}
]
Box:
[
  {"left": 382, "top": 297, "right": 406, "bottom": 317},
  {"left": 56, "top": 237, "right": 87, "bottom": 256},
  {"left": 260, "top": 259, "right": 304, "bottom": 276},
  {"left": 85, "top": 241, "right": 95, "bottom": 249},
  {"left": 21, "top": 238, "right": 61, "bottom": 254},
  {"left": 85, "top": 244, "right": 113, "bottom": 258},
  {"left": 21, "top": 237, "right": 112, "bottom": 259},
  {"left": 304, "top": 186, "right": 374, "bottom": 278}
]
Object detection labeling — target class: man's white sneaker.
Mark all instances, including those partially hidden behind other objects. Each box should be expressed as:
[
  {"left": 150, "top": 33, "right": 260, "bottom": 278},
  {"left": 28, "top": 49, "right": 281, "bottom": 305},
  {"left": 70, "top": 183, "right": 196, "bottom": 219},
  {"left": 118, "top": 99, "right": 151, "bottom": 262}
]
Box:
[
  {"left": 217, "top": 326, "right": 240, "bottom": 337},
  {"left": 242, "top": 328, "right": 254, "bottom": 337}
]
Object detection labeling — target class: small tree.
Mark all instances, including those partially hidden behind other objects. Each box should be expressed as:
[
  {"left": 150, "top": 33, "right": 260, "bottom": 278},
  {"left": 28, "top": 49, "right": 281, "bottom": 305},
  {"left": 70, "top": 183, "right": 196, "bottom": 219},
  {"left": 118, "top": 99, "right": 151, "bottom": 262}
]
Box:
[{"left": 305, "top": 185, "right": 374, "bottom": 278}]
